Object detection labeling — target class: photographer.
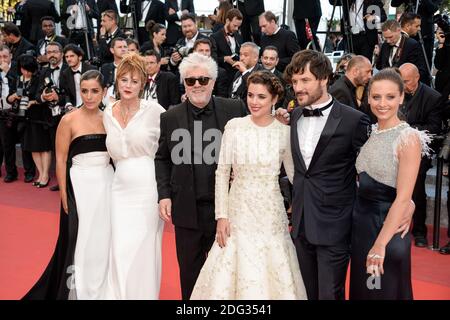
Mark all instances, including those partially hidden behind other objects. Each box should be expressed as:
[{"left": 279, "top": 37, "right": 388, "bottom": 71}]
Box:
[
  {"left": 1, "top": 22, "right": 36, "bottom": 62},
  {"left": 7, "top": 54, "right": 51, "bottom": 187}
]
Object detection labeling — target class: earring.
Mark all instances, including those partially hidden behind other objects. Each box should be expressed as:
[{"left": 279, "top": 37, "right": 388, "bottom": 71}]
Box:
[{"left": 271, "top": 104, "right": 275, "bottom": 116}]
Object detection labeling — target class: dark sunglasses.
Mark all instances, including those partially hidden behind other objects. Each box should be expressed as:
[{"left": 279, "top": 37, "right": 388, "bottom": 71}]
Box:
[{"left": 184, "top": 76, "right": 211, "bottom": 86}]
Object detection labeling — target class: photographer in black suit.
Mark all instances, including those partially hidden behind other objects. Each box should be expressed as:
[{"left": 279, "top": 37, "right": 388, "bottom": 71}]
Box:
[
  {"left": 142, "top": 49, "right": 180, "bottom": 109},
  {"left": 259, "top": 11, "right": 301, "bottom": 72},
  {"left": 97, "top": 10, "right": 125, "bottom": 65},
  {"left": 375, "top": 20, "right": 428, "bottom": 83},
  {"left": 156, "top": 52, "right": 247, "bottom": 300},
  {"left": 120, "top": 0, "right": 166, "bottom": 44},
  {"left": 236, "top": 0, "right": 264, "bottom": 45},
  {"left": 398, "top": 63, "right": 442, "bottom": 248},
  {"left": 165, "top": 0, "right": 195, "bottom": 47},
  {"left": 210, "top": 8, "right": 244, "bottom": 92},
  {"left": 36, "top": 17, "right": 68, "bottom": 66},
  {"left": 1, "top": 23, "right": 36, "bottom": 62}
]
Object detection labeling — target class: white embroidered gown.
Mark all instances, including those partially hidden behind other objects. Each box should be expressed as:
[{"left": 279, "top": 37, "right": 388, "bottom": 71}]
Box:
[{"left": 190, "top": 116, "right": 307, "bottom": 300}]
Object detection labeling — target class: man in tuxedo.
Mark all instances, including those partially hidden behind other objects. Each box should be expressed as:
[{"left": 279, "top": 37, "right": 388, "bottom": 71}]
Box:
[
  {"left": 293, "top": 0, "right": 321, "bottom": 50},
  {"left": 120, "top": 0, "right": 165, "bottom": 44},
  {"left": 261, "top": 46, "right": 283, "bottom": 80},
  {"left": 375, "top": 20, "right": 428, "bottom": 84},
  {"left": 400, "top": 12, "right": 422, "bottom": 38},
  {"left": 97, "top": 10, "right": 125, "bottom": 65},
  {"left": 36, "top": 41, "right": 69, "bottom": 191},
  {"left": 101, "top": 37, "right": 128, "bottom": 105},
  {"left": 229, "top": 42, "right": 263, "bottom": 102},
  {"left": 21, "top": 0, "right": 60, "bottom": 45},
  {"left": 193, "top": 38, "right": 228, "bottom": 98},
  {"left": 210, "top": 8, "right": 243, "bottom": 93},
  {"left": 142, "top": 49, "right": 180, "bottom": 109},
  {"left": 331, "top": 0, "right": 386, "bottom": 61},
  {"left": 1, "top": 23, "right": 36, "bottom": 62},
  {"left": 36, "top": 16, "right": 68, "bottom": 66},
  {"left": 329, "top": 55, "right": 372, "bottom": 109},
  {"left": 399, "top": 63, "right": 442, "bottom": 248},
  {"left": 259, "top": 11, "right": 301, "bottom": 72},
  {"left": 62, "top": 0, "right": 99, "bottom": 61},
  {"left": 236, "top": 0, "right": 264, "bottom": 45},
  {"left": 283, "top": 50, "right": 371, "bottom": 300},
  {"left": 156, "top": 53, "right": 247, "bottom": 300},
  {"left": 165, "top": 0, "right": 195, "bottom": 47},
  {"left": 60, "top": 44, "right": 97, "bottom": 109}
]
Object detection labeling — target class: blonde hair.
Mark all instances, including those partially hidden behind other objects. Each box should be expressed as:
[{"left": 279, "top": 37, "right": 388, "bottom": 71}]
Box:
[{"left": 115, "top": 53, "right": 147, "bottom": 97}]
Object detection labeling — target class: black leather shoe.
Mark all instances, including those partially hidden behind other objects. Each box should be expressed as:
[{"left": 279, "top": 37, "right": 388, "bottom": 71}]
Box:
[
  {"left": 24, "top": 174, "right": 35, "bottom": 183},
  {"left": 4, "top": 174, "right": 18, "bottom": 183},
  {"left": 49, "top": 184, "right": 60, "bottom": 192},
  {"left": 439, "top": 242, "right": 450, "bottom": 255},
  {"left": 414, "top": 236, "right": 428, "bottom": 248}
]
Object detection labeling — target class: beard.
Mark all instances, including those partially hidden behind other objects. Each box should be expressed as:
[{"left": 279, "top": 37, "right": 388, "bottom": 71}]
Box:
[{"left": 296, "top": 85, "right": 324, "bottom": 107}]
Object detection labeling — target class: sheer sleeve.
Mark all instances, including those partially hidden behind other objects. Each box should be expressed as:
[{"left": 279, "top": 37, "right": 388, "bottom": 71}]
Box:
[
  {"left": 282, "top": 126, "right": 295, "bottom": 184},
  {"left": 214, "top": 120, "right": 235, "bottom": 220},
  {"left": 393, "top": 127, "right": 432, "bottom": 164}
]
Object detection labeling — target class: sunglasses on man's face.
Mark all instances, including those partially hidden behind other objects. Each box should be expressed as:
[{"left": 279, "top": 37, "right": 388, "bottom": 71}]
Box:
[{"left": 184, "top": 76, "right": 211, "bottom": 86}]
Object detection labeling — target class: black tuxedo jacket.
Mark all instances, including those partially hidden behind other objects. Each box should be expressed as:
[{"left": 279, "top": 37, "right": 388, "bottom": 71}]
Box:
[
  {"left": 210, "top": 29, "right": 243, "bottom": 79},
  {"left": 290, "top": 101, "right": 370, "bottom": 244},
  {"left": 214, "top": 67, "right": 229, "bottom": 98},
  {"left": 332, "top": 0, "right": 387, "bottom": 49},
  {"left": 100, "top": 62, "right": 116, "bottom": 88},
  {"left": 376, "top": 36, "right": 428, "bottom": 83},
  {"left": 97, "top": 28, "right": 126, "bottom": 65},
  {"left": 230, "top": 63, "right": 264, "bottom": 101},
  {"left": 155, "top": 97, "right": 247, "bottom": 229},
  {"left": 36, "top": 36, "right": 68, "bottom": 58},
  {"left": 260, "top": 28, "right": 301, "bottom": 72},
  {"left": 329, "top": 76, "right": 358, "bottom": 109},
  {"left": 11, "top": 37, "right": 36, "bottom": 61},
  {"left": 293, "top": 0, "right": 322, "bottom": 19},
  {"left": 60, "top": 62, "right": 97, "bottom": 106},
  {"left": 36, "top": 63, "right": 69, "bottom": 106},
  {"left": 120, "top": 0, "right": 165, "bottom": 26},
  {"left": 236, "top": 0, "right": 264, "bottom": 16},
  {"left": 22, "top": 0, "right": 61, "bottom": 44},
  {"left": 165, "top": 0, "right": 195, "bottom": 46},
  {"left": 154, "top": 71, "right": 181, "bottom": 109},
  {"left": 98, "top": 0, "right": 119, "bottom": 15}
]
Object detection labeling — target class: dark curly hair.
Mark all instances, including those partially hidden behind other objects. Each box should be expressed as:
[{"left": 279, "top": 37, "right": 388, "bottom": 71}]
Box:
[
  {"left": 247, "top": 70, "right": 284, "bottom": 102},
  {"left": 284, "top": 50, "right": 332, "bottom": 84}
]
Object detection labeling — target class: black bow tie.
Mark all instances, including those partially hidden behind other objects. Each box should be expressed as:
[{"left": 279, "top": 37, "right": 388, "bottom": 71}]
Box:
[
  {"left": 51, "top": 66, "right": 60, "bottom": 72},
  {"left": 72, "top": 70, "right": 81, "bottom": 75},
  {"left": 191, "top": 104, "right": 212, "bottom": 117},
  {"left": 227, "top": 32, "right": 234, "bottom": 37},
  {"left": 302, "top": 100, "right": 333, "bottom": 117}
]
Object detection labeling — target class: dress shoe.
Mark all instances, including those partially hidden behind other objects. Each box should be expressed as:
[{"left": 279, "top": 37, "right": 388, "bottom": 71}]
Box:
[
  {"left": 49, "top": 184, "right": 60, "bottom": 192},
  {"left": 414, "top": 236, "right": 428, "bottom": 248},
  {"left": 37, "top": 177, "right": 51, "bottom": 188},
  {"left": 4, "top": 174, "right": 18, "bottom": 183},
  {"left": 24, "top": 174, "right": 35, "bottom": 183},
  {"left": 439, "top": 242, "right": 450, "bottom": 255},
  {"left": 32, "top": 181, "right": 40, "bottom": 186}
]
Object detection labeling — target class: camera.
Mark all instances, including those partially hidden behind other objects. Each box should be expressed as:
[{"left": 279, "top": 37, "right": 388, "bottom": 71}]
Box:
[
  {"left": 11, "top": 87, "right": 29, "bottom": 117},
  {"left": 170, "top": 44, "right": 191, "bottom": 58},
  {"left": 42, "top": 77, "right": 64, "bottom": 117},
  {"left": 231, "top": 53, "right": 240, "bottom": 62}
]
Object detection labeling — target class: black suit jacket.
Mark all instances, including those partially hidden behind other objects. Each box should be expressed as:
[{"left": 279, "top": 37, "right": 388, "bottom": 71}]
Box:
[
  {"left": 154, "top": 71, "right": 181, "bottom": 109},
  {"left": 165, "top": 0, "right": 195, "bottom": 46},
  {"left": 36, "top": 63, "right": 69, "bottom": 106},
  {"left": 120, "top": 0, "right": 165, "bottom": 26},
  {"left": 290, "top": 101, "right": 370, "bottom": 244},
  {"left": 332, "top": 0, "right": 387, "bottom": 49},
  {"left": 100, "top": 62, "right": 116, "bottom": 88},
  {"left": 260, "top": 28, "right": 301, "bottom": 72},
  {"left": 22, "top": 0, "right": 60, "bottom": 44},
  {"left": 376, "top": 36, "right": 428, "bottom": 83},
  {"left": 60, "top": 62, "right": 97, "bottom": 106},
  {"left": 210, "top": 29, "right": 243, "bottom": 85},
  {"left": 329, "top": 76, "right": 358, "bottom": 109},
  {"left": 293, "top": 0, "right": 322, "bottom": 19},
  {"left": 236, "top": 0, "right": 264, "bottom": 16},
  {"left": 98, "top": 0, "right": 119, "bottom": 14},
  {"left": 155, "top": 97, "right": 247, "bottom": 229},
  {"left": 230, "top": 63, "right": 264, "bottom": 101},
  {"left": 10, "top": 37, "right": 36, "bottom": 61}
]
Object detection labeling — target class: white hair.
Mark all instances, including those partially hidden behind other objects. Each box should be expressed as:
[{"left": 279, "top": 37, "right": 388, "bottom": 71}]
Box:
[
  {"left": 179, "top": 52, "right": 218, "bottom": 80},
  {"left": 241, "top": 42, "right": 260, "bottom": 56}
]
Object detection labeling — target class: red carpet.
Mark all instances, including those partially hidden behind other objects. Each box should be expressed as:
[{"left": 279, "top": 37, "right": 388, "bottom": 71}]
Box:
[{"left": 0, "top": 170, "right": 449, "bottom": 300}]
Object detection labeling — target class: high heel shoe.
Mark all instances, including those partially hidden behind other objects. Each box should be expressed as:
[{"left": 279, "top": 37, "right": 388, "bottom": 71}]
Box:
[
  {"left": 32, "top": 181, "right": 40, "bottom": 186},
  {"left": 37, "top": 177, "right": 51, "bottom": 188}
]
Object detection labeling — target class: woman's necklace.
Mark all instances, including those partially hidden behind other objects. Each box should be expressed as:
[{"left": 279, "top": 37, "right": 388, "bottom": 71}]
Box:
[{"left": 119, "top": 101, "right": 139, "bottom": 126}]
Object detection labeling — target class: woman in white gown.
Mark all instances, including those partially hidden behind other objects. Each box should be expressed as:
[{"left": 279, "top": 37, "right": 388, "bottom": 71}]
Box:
[
  {"left": 24, "top": 70, "right": 113, "bottom": 299},
  {"left": 103, "top": 53, "right": 166, "bottom": 299},
  {"left": 191, "top": 71, "right": 307, "bottom": 300}
]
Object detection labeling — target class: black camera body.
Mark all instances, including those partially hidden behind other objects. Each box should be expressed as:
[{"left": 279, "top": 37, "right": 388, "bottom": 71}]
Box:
[
  {"left": 42, "top": 77, "right": 65, "bottom": 117},
  {"left": 11, "top": 86, "right": 30, "bottom": 117},
  {"left": 170, "top": 44, "right": 191, "bottom": 58},
  {"left": 231, "top": 53, "right": 240, "bottom": 62}
]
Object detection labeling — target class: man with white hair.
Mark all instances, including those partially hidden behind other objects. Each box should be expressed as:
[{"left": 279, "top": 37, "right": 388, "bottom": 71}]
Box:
[
  {"left": 229, "top": 41, "right": 264, "bottom": 101},
  {"left": 155, "top": 53, "right": 247, "bottom": 300}
]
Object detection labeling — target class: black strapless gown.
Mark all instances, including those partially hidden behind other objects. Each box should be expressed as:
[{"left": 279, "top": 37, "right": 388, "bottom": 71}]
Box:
[
  {"left": 350, "top": 172, "right": 413, "bottom": 300},
  {"left": 23, "top": 134, "right": 109, "bottom": 299}
]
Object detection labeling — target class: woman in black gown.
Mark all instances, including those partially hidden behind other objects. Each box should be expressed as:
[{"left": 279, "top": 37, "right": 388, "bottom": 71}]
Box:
[
  {"left": 350, "top": 69, "right": 430, "bottom": 300},
  {"left": 23, "top": 70, "right": 113, "bottom": 299}
]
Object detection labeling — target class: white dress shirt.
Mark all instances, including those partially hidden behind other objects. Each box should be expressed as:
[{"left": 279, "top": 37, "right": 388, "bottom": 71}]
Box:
[
  {"left": 51, "top": 61, "right": 63, "bottom": 87},
  {"left": 71, "top": 64, "right": 82, "bottom": 107},
  {"left": 0, "top": 65, "right": 12, "bottom": 110},
  {"left": 296, "top": 95, "right": 333, "bottom": 169},
  {"left": 389, "top": 36, "right": 402, "bottom": 67},
  {"left": 185, "top": 32, "right": 199, "bottom": 49}
]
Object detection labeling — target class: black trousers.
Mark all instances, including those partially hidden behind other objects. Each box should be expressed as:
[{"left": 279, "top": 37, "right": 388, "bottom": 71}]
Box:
[
  {"left": 239, "top": 11, "right": 261, "bottom": 45},
  {"left": 351, "top": 32, "right": 375, "bottom": 61},
  {"left": 174, "top": 202, "right": 216, "bottom": 300},
  {"left": 412, "top": 159, "right": 431, "bottom": 238},
  {"left": 293, "top": 220, "right": 350, "bottom": 300},
  {"left": 294, "top": 17, "right": 320, "bottom": 50}
]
